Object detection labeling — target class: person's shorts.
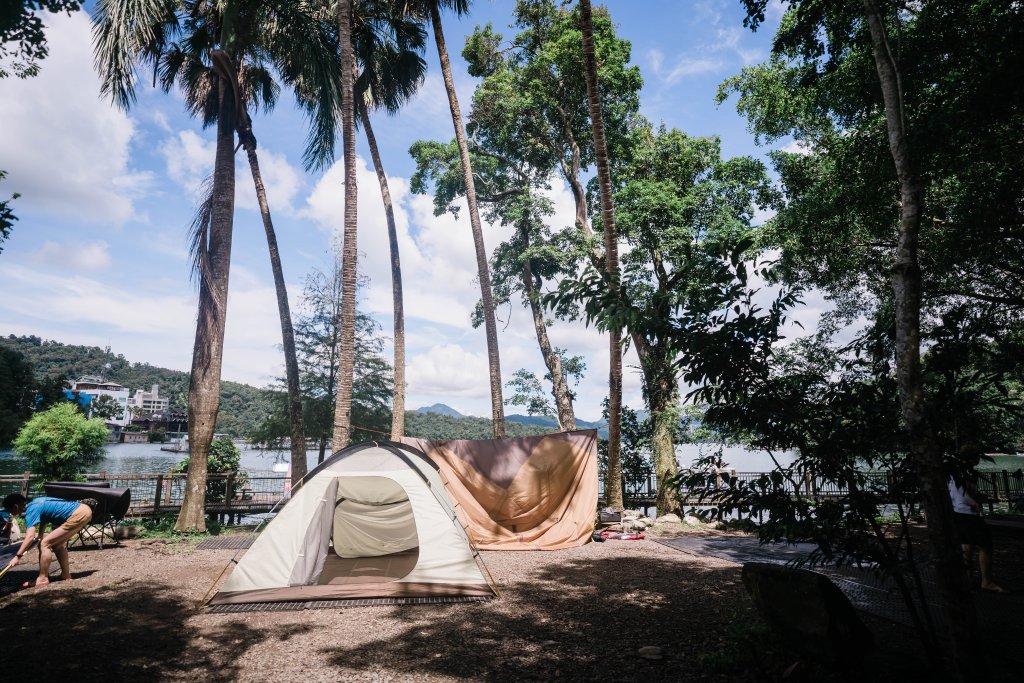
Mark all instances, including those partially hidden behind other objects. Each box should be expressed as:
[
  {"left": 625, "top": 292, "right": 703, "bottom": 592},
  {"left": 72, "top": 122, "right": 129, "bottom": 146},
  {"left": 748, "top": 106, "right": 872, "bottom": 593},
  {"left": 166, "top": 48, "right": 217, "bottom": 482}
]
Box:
[
  {"left": 58, "top": 505, "right": 93, "bottom": 534},
  {"left": 952, "top": 512, "right": 992, "bottom": 550}
]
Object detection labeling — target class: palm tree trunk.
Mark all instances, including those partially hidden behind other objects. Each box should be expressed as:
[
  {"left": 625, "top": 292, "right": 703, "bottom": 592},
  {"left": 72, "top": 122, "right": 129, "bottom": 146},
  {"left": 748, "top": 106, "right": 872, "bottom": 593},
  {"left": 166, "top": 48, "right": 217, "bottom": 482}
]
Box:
[
  {"left": 176, "top": 78, "right": 236, "bottom": 533},
  {"left": 580, "top": 0, "right": 623, "bottom": 510},
  {"left": 862, "top": 1, "right": 976, "bottom": 675},
  {"left": 429, "top": 4, "right": 505, "bottom": 438},
  {"left": 332, "top": 0, "right": 358, "bottom": 452},
  {"left": 239, "top": 129, "right": 306, "bottom": 487},
  {"left": 360, "top": 108, "right": 405, "bottom": 440}
]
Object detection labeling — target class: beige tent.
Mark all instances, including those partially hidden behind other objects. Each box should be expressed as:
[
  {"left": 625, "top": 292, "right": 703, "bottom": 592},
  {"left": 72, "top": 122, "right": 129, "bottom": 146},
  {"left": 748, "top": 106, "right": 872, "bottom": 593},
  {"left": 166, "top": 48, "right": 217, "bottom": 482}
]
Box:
[
  {"left": 401, "top": 430, "right": 598, "bottom": 550},
  {"left": 209, "top": 441, "right": 496, "bottom": 606}
]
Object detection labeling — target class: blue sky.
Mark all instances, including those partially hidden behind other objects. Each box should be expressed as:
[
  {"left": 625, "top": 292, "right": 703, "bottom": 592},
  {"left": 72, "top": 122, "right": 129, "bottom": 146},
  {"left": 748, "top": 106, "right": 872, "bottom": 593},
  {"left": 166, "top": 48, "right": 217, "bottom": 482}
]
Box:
[{"left": 0, "top": 1, "right": 801, "bottom": 421}]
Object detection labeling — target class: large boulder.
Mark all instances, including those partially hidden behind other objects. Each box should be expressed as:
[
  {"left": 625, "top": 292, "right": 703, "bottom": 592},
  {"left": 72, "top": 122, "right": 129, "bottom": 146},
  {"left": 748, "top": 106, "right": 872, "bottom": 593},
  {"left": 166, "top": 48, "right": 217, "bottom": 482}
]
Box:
[
  {"left": 741, "top": 562, "right": 874, "bottom": 666},
  {"left": 655, "top": 512, "right": 682, "bottom": 524}
]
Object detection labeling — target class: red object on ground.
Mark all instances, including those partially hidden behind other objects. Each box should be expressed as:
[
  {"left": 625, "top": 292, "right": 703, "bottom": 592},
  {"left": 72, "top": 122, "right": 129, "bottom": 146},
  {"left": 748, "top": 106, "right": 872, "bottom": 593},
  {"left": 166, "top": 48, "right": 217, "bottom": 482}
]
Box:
[{"left": 599, "top": 531, "right": 645, "bottom": 541}]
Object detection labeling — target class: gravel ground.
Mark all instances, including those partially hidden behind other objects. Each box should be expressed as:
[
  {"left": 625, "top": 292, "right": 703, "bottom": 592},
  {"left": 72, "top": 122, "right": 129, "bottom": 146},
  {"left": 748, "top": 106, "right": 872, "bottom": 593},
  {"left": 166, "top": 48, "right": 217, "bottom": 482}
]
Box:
[{"left": 0, "top": 525, "right": 1019, "bottom": 682}]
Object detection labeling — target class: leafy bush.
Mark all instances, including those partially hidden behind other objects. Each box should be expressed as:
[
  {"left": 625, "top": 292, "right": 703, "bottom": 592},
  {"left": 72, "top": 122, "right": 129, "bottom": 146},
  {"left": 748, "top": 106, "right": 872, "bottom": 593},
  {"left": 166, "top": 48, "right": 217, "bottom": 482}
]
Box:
[
  {"left": 13, "top": 402, "right": 108, "bottom": 480},
  {"left": 174, "top": 438, "right": 246, "bottom": 501}
]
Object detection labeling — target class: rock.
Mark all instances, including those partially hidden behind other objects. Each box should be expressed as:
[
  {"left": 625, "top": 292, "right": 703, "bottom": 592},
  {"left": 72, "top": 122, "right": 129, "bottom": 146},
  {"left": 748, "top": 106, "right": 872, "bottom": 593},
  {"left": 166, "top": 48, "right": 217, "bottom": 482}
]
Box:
[
  {"left": 622, "top": 509, "right": 642, "bottom": 520},
  {"left": 683, "top": 515, "right": 702, "bottom": 526},
  {"left": 637, "top": 646, "right": 663, "bottom": 660},
  {"left": 741, "top": 562, "right": 874, "bottom": 666},
  {"left": 632, "top": 521, "right": 648, "bottom": 530},
  {"left": 655, "top": 513, "right": 681, "bottom": 524}
]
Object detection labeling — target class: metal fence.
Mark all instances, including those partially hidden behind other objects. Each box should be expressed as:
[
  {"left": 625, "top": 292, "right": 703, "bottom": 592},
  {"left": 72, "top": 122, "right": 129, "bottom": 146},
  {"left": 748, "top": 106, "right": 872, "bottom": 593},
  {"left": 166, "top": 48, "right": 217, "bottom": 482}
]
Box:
[
  {"left": 0, "top": 470, "right": 289, "bottom": 518},
  {"left": 599, "top": 469, "right": 1024, "bottom": 506}
]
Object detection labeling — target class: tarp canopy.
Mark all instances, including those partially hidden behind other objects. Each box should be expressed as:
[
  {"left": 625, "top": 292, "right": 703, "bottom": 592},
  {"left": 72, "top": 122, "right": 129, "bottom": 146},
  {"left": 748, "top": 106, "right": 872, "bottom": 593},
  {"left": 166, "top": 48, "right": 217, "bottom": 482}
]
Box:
[{"left": 401, "top": 430, "right": 598, "bottom": 550}]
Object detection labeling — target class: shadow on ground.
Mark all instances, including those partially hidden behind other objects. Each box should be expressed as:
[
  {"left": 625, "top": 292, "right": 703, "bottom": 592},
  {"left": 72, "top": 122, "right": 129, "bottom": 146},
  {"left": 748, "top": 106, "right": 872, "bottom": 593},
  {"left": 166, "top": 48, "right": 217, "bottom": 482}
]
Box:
[
  {"left": 0, "top": 579, "right": 306, "bottom": 681},
  {"left": 319, "top": 555, "right": 924, "bottom": 682}
]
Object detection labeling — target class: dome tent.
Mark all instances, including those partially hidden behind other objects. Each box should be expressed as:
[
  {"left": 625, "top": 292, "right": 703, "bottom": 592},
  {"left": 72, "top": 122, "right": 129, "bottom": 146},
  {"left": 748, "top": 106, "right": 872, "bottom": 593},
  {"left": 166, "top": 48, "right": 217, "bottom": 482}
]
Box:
[{"left": 207, "top": 441, "right": 497, "bottom": 607}]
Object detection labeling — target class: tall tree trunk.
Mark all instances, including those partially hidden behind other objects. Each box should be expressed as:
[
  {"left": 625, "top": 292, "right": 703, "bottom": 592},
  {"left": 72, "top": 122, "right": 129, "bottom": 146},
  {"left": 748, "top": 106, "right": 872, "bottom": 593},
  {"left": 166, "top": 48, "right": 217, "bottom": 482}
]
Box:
[
  {"left": 332, "top": 0, "right": 358, "bottom": 452},
  {"left": 239, "top": 126, "right": 306, "bottom": 488},
  {"left": 429, "top": 4, "right": 505, "bottom": 438},
  {"left": 522, "top": 251, "right": 576, "bottom": 432},
  {"left": 176, "top": 78, "right": 235, "bottom": 533},
  {"left": 360, "top": 107, "right": 405, "bottom": 440},
  {"left": 645, "top": 359, "right": 680, "bottom": 515},
  {"left": 580, "top": 0, "right": 623, "bottom": 510},
  {"left": 862, "top": 0, "right": 976, "bottom": 676}
]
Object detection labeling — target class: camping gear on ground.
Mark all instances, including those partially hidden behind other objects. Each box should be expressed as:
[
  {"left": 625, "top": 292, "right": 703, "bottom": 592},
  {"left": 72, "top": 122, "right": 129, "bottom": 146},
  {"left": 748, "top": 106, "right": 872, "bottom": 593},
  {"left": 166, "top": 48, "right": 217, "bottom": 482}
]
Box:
[
  {"left": 599, "top": 507, "right": 622, "bottom": 524},
  {"left": 207, "top": 441, "right": 497, "bottom": 607},
  {"left": 42, "top": 482, "right": 132, "bottom": 548},
  {"left": 400, "top": 430, "right": 598, "bottom": 550},
  {"left": 600, "top": 530, "right": 645, "bottom": 541}
]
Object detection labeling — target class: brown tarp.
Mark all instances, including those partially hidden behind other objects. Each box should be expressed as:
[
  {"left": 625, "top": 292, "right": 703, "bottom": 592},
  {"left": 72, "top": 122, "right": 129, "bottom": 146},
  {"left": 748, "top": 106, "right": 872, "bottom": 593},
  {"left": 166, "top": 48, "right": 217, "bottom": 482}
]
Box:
[{"left": 400, "top": 430, "right": 598, "bottom": 550}]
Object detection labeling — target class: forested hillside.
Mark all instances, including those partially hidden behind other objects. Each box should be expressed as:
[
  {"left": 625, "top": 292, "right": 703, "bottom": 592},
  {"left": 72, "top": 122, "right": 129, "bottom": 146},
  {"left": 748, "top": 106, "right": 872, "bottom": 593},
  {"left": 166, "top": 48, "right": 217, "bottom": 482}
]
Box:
[
  {"left": 1, "top": 335, "right": 273, "bottom": 437},
  {"left": 403, "top": 411, "right": 550, "bottom": 440}
]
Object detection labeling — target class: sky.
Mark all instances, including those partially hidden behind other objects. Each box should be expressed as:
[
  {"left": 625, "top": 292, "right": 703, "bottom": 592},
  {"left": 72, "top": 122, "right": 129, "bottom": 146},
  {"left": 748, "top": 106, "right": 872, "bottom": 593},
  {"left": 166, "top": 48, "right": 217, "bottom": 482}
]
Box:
[{"left": 0, "top": 0, "right": 811, "bottom": 422}]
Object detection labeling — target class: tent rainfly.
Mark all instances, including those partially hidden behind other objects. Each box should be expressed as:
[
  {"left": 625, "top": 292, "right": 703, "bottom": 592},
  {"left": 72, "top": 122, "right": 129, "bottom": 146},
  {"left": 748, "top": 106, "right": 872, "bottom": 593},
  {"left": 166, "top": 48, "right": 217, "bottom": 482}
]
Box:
[{"left": 208, "top": 441, "right": 497, "bottom": 606}]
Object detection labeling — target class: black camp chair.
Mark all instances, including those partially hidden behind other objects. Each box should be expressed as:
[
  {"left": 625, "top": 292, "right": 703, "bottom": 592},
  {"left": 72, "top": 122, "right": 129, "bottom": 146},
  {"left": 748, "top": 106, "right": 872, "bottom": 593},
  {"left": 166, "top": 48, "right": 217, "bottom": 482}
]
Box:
[{"left": 43, "top": 482, "right": 132, "bottom": 549}]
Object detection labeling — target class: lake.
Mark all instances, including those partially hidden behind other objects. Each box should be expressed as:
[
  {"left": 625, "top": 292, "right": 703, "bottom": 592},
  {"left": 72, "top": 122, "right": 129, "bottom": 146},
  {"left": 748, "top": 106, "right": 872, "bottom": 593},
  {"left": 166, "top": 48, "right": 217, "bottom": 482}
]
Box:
[{"left": 0, "top": 442, "right": 318, "bottom": 476}]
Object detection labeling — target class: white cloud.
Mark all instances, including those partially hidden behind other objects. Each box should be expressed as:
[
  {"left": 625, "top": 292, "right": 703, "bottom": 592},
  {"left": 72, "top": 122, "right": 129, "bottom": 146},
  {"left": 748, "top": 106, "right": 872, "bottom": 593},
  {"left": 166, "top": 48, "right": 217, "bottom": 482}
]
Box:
[
  {"left": 406, "top": 343, "right": 491, "bottom": 399},
  {"left": 648, "top": 49, "right": 722, "bottom": 86},
  {"left": 161, "top": 130, "right": 214, "bottom": 196},
  {"left": 0, "top": 11, "right": 150, "bottom": 225},
  {"left": 160, "top": 129, "right": 303, "bottom": 213},
  {"left": 31, "top": 240, "right": 112, "bottom": 271}
]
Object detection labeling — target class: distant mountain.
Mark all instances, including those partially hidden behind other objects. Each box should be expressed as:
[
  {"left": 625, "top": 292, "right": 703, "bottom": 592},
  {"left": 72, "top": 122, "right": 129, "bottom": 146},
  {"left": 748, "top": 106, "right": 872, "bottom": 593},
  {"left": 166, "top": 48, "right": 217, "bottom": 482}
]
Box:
[
  {"left": 412, "top": 403, "right": 466, "bottom": 418},
  {"left": 505, "top": 413, "right": 608, "bottom": 438}
]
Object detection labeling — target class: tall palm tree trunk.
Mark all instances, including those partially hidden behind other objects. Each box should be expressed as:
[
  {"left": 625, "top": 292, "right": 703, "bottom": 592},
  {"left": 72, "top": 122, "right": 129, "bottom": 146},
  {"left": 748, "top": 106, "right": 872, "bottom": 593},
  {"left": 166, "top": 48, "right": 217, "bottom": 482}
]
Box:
[
  {"left": 580, "top": 0, "right": 623, "bottom": 509},
  {"left": 176, "top": 79, "right": 236, "bottom": 533},
  {"left": 332, "top": 0, "right": 359, "bottom": 452},
  {"left": 429, "top": 4, "right": 505, "bottom": 438},
  {"left": 239, "top": 126, "right": 306, "bottom": 487},
  {"left": 360, "top": 108, "right": 406, "bottom": 440},
  {"left": 862, "top": 0, "right": 975, "bottom": 675}
]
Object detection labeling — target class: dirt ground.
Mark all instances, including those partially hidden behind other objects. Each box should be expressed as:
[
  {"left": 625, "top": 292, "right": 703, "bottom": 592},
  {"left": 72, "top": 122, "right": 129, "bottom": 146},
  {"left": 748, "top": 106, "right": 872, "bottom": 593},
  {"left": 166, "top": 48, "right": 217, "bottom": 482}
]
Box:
[{"left": 1, "top": 525, "right": 1021, "bottom": 682}]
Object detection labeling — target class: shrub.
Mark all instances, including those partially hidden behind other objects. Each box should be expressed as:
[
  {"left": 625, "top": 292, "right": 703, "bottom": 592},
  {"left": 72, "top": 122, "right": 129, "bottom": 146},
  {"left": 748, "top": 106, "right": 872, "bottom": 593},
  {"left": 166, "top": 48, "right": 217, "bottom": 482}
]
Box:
[
  {"left": 174, "top": 438, "right": 246, "bottom": 501},
  {"left": 13, "top": 403, "right": 108, "bottom": 480}
]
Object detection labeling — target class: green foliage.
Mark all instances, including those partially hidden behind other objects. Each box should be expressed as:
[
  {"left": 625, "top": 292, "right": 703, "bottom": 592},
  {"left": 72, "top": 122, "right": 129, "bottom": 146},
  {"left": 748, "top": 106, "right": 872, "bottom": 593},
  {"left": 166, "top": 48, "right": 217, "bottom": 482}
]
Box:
[
  {"left": 597, "top": 402, "right": 653, "bottom": 507},
  {"left": 12, "top": 403, "right": 108, "bottom": 480},
  {"left": 0, "top": 335, "right": 274, "bottom": 437},
  {"left": 403, "top": 410, "right": 549, "bottom": 441},
  {"left": 0, "top": 1, "right": 83, "bottom": 79},
  {"left": 504, "top": 351, "right": 585, "bottom": 417},
  {"left": 250, "top": 263, "right": 395, "bottom": 452},
  {"left": 0, "top": 346, "right": 34, "bottom": 447},
  {"left": 174, "top": 437, "right": 244, "bottom": 502},
  {"left": 90, "top": 393, "right": 120, "bottom": 420},
  {"left": 135, "top": 514, "right": 225, "bottom": 539}
]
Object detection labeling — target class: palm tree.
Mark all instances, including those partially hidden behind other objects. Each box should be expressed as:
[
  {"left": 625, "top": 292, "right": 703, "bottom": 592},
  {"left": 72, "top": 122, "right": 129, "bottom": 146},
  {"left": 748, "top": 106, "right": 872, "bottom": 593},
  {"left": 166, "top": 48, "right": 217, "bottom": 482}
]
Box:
[
  {"left": 94, "top": 0, "right": 341, "bottom": 526},
  {"left": 331, "top": 0, "right": 359, "bottom": 451},
  {"left": 353, "top": 3, "right": 428, "bottom": 441},
  {"left": 409, "top": 0, "right": 505, "bottom": 438},
  {"left": 579, "top": 0, "right": 623, "bottom": 510}
]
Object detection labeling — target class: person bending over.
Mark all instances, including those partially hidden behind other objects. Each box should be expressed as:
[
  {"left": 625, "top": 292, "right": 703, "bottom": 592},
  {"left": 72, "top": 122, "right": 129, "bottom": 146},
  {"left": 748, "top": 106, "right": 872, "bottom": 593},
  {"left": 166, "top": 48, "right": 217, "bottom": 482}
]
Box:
[{"left": 3, "top": 494, "right": 98, "bottom": 587}]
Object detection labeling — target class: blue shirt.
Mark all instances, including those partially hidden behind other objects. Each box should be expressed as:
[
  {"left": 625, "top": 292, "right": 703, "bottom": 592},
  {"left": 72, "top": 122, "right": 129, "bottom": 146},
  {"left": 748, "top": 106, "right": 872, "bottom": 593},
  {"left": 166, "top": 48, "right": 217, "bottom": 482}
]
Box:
[{"left": 23, "top": 497, "right": 82, "bottom": 529}]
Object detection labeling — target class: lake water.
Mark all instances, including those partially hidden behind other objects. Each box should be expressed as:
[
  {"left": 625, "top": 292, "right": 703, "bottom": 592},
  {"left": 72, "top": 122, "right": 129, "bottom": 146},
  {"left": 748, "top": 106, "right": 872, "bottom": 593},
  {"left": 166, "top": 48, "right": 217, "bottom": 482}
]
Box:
[
  {"left": 1, "top": 441, "right": 1018, "bottom": 477},
  {"left": 0, "top": 443, "right": 317, "bottom": 476}
]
